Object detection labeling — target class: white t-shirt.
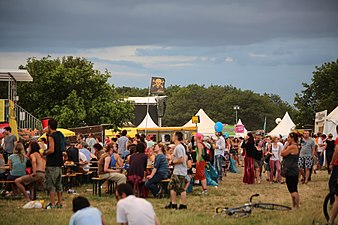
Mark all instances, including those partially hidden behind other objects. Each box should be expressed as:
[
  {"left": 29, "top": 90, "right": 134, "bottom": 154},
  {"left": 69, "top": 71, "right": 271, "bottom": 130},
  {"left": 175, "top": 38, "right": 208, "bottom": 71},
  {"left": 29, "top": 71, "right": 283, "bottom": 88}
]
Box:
[
  {"left": 317, "top": 137, "right": 324, "bottom": 153},
  {"left": 69, "top": 207, "right": 102, "bottom": 225},
  {"left": 79, "top": 152, "right": 90, "bottom": 172},
  {"left": 116, "top": 195, "right": 156, "bottom": 225},
  {"left": 215, "top": 136, "right": 226, "bottom": 156},
  {"left": 173, "top": 144, "right": 187, "bottom": 176}
]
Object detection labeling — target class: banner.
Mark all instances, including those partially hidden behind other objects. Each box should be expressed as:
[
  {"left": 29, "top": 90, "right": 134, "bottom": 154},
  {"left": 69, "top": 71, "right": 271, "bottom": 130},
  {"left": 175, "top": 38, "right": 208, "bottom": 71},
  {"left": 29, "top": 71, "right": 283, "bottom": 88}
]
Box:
[
  {"left": 150, "top": 77, "right": 165, "bottom": 94},
  {"left": 223, "top": 124, "right": 235, "bottom": 136},
  {"left": 235, "top": 124, "right": 245, "bottom": 133},
  {"left": 0, "top": 100, "right": 4, "bottom": 122}
]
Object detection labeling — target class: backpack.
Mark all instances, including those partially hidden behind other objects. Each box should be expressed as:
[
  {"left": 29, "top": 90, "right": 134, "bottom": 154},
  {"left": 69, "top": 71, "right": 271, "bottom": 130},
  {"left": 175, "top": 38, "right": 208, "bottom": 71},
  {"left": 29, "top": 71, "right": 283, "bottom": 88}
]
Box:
[{"left": 200, "top": 142, "right": 211, "bottom": 161}]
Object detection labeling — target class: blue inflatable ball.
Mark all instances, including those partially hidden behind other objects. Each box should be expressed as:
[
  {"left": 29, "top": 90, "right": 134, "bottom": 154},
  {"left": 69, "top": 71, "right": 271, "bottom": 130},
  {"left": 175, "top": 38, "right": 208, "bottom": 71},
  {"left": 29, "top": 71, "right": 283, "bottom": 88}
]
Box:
[
  {"left": 224, "top": 132, "right": 229, "bottom": 138},
  {"left": 214, "top": 122, "right": 223, "bottom": 132}
]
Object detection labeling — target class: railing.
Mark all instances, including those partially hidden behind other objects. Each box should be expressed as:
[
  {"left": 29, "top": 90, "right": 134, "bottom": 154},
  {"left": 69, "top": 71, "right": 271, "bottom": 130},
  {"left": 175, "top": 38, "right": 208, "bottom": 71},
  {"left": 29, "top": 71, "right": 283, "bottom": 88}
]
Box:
[{"left": 14, "top": 103, "right": 42, "bottom": 130}]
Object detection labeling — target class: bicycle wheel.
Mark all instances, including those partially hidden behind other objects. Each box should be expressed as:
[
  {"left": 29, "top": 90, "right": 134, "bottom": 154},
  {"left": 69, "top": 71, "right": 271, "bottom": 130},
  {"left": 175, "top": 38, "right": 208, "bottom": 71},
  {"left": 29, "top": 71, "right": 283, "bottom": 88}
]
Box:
[
  {"left": 254, "top": 203, "right": 291, "bottom": 211},
  {"left": 225, "top": 208, "right": 251, "bottom": 218},
  {"left": 323, "top": 192, "right": 334, "bottom": 222},
  {"left": 216, "top": 206, "right": 251, "bottom": 217}
]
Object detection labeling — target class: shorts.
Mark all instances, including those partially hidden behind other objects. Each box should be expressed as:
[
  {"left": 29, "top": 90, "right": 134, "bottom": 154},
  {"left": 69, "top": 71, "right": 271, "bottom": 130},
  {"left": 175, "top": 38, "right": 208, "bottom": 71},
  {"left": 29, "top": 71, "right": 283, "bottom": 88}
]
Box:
[
  {"left": 7, "top": 174, "right": 21, "bottom": 181},
  {"left": 20, "top": 171, "right": 45, "bottom": 186},
  {"left": 185, "top": 175, "right": 191, "bottom": 183},
  {"left": 45, "top": 167, "right": 62, "bottom": 192},
  {"left": 298, "top": 156, "right": 313, "bottom": 169},
  {"left": 195, "top": 161, "right": 206, "bottom": 180},
  {"left": 286, "top": 176, "right": 298, "bottom": 193},
  {"left": 168, "top": 174, "right": 186, "bottom": 194},
  {"left": 230, "top": 149, "right": 238, "bottom": 155},
  {"left": 335, "top": 182, "right": 338, "bottom": 196},
  {"left": 265, "top": 162, "right": 270, "bottom": 171},
  {"left": 254, "top": 159, "right": 263, "bottom": 169}
]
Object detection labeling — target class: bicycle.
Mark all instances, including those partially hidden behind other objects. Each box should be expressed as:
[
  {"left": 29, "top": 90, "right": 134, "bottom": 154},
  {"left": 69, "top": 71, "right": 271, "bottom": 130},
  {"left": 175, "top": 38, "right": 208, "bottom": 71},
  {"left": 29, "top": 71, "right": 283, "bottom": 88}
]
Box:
[{"left": 215, "top": 193, "right": 291, "bottom": 217}]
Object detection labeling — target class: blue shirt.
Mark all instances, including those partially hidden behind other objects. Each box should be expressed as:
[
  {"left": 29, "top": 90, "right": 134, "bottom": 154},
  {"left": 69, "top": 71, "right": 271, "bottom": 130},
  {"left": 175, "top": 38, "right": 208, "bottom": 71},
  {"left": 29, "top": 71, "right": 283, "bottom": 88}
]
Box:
[
  {"left": 9, "top": 154, "right": 27, "bottom": 176},
  {"left": 80, "top": 148, "right": 91, "bottom": 163},
  {"left": 69, "top": 207, "right": 102, "bottom": 225},
  {"left": 154, "top": 153, "right": 168, "bottom": 177}
]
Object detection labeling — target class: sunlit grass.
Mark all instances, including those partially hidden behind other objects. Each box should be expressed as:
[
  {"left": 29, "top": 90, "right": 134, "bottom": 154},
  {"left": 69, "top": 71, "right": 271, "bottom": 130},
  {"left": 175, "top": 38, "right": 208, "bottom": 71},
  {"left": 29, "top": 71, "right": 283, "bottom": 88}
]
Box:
[{"left": 0, "top": 168, "right": 330, "bottom": 225}]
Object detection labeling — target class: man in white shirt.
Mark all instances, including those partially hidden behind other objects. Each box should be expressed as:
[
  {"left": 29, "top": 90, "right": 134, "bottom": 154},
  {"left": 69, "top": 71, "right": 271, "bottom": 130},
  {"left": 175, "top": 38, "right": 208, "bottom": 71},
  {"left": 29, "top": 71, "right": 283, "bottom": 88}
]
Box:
[
  {"left": 214, "top": 132, "right": 225, "bottom": 181},
  {"left": 115, "top": 183, "right": 161, "bottom": 225}
]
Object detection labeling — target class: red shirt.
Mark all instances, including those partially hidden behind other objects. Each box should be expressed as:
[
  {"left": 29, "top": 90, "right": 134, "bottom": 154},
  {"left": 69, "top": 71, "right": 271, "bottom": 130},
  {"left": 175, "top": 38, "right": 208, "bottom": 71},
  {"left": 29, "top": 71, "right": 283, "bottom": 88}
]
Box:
[{"left": 334, "top": 138, "right": 338, "bottom": 165}]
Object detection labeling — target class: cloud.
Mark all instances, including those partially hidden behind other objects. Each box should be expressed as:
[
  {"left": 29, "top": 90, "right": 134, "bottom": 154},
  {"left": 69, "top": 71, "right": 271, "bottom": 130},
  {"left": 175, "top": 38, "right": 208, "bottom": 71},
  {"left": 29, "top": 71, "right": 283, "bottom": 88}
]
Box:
[
  {"left": 1, "top": 0, "right": 337, "bottom": 51},
  {"left": 248, "top": 53, "right": 267, "bottom": 58},
  {"left": 225, "top": 57, "right": 234, "bottom": 62}
]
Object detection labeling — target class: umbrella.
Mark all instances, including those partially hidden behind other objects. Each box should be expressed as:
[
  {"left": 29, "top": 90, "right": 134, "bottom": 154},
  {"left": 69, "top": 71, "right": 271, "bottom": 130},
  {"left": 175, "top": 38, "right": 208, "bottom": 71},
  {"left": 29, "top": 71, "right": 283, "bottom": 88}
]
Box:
[{"left": 39, "top": 128, "right": 75, "bottom": 139}]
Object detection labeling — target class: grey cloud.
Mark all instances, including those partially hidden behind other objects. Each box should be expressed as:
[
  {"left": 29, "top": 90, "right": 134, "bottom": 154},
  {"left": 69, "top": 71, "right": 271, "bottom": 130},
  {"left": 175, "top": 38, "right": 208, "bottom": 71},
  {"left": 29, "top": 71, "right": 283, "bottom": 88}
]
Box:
[{"left": 1, "top": 0, "right": 338, "bottom": 51}]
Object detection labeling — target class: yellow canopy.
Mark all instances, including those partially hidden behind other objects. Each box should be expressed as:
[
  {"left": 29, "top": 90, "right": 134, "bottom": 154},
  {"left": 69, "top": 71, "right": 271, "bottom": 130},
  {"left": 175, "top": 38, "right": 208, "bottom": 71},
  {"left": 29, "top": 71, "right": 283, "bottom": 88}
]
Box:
[
  {"left": 39, "top": 128, "right": 76, "bottom": 139},
  {"left": 105, "top": 127, "right": 137, "bottom": 138}
]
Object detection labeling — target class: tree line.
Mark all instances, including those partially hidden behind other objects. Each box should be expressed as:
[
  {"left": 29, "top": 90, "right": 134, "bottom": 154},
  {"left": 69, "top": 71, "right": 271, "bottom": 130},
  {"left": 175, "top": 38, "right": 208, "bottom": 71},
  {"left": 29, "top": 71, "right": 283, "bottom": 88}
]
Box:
[{"left": 0, "top": 56, "right": 336, "bottom": 131}]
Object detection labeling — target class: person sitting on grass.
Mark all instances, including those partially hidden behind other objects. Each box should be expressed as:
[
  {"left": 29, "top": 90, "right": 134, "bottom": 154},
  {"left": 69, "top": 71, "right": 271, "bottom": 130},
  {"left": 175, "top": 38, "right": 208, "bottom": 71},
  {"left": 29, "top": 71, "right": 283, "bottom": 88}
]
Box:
[
  {"left": 115, "top": 183, "right": 161, "bottom": 225},
  {"left": 15, "top": 141, "right": 46, "bottom": 202},
  {"left": 69, "top": 196, "right": 106, "bottom": 225}
]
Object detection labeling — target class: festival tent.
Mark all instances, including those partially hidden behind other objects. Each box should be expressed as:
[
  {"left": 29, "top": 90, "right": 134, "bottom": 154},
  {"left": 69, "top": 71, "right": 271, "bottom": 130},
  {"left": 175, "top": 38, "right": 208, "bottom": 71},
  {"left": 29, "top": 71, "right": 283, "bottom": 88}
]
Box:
[
  {"left": 39, "top": 128, "right": 75, "bottom": 139},
  {"left": 324, "top": 106, "right": 338, "bottom": 138},
  {"left": 268, "top": 112, "right": 296, "bottom": 137},
  {"left": 137, "top": 112, "right": 159, "bottom": 129},
  {"left": 235, "top": 119, "right": 248, "bottom": 138},
  {"left": 183, "top": 109, "right": 215, "bottom": 137}
]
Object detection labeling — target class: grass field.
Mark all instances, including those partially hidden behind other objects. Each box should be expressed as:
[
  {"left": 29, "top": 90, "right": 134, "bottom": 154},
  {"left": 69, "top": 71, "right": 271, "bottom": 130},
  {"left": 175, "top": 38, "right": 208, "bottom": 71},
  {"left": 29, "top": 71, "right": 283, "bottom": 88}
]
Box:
[{"left": 0, "top": 168, "right": 331, "bottom": 225}]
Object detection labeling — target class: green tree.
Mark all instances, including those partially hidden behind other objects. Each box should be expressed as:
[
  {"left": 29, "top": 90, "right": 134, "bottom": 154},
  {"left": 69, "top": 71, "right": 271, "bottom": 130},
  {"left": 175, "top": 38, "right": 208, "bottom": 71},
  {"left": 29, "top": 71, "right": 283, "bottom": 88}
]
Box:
[
  {"left": 17, "top": 56, "right": 134, "bottom": 128},
  {"left": 295, "top": 59, "right": 338, "bottom": 127}
]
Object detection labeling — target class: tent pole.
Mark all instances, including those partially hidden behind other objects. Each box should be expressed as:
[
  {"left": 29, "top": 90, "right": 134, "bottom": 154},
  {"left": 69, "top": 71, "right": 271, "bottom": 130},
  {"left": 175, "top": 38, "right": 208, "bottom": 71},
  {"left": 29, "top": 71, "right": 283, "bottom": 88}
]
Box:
[{"left": 145, "top": 79, "right": 151, "bottom": 136}]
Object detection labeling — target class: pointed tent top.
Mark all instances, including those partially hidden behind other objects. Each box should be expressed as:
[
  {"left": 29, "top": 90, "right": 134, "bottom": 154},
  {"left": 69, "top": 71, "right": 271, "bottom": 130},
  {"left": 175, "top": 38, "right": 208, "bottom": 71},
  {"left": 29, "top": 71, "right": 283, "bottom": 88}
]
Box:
[
  {"left": 327, "top": 106, "right": 338, "bottom": 120},
  {"left": 183, "top": 109, "right": 215, "bottom": 136},
  {"left": 268, "top": 112, "right": 296, "bottom": 136},
  {"left": 137, "top": 112, "right": 159, "bottom": 128},
  {"left": 236, "top": 119, "right": 244, "bottom": 126}
]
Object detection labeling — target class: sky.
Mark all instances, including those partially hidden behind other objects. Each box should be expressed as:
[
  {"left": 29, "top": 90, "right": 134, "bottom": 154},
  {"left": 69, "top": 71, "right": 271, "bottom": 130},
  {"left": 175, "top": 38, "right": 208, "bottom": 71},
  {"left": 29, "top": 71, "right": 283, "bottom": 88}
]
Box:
[{"left": 0, "top": 0, "right": 337, "bottom": 103}]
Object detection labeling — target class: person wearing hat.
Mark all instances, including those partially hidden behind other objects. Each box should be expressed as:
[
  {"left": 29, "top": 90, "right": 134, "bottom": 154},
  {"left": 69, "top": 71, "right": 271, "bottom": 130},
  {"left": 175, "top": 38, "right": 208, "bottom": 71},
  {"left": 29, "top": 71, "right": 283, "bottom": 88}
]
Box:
[{"left": 194, "top": 133, "right": 208, "bottom": 194}]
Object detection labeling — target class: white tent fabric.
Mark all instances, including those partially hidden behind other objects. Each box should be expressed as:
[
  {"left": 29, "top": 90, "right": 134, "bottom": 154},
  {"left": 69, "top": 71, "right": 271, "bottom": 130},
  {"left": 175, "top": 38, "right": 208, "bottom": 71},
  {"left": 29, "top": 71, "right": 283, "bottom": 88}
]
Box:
[
  {"left": 324, "top": 106, "right": 338, "bottom": 139},
  {"left": 183, "top": 109, "right": 215, "bottom": 137},
  {"left": 268, "top": 112, "right": 296, "bottom": 137},
  {"left": 137, "top": 112, "right": 159, "bottom": 128},
  {"left": 235, "top": 119, "right": 248, "bottom": 138}
]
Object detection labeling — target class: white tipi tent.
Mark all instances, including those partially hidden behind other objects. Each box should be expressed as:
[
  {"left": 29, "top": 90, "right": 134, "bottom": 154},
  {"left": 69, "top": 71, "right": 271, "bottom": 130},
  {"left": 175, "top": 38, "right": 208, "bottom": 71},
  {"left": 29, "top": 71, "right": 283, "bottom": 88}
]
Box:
[
  {"left": 183, "top": 109, "right": 215, "bottom": 137},
  {"left": 268, "top": 112, "right": 296, "bottom": 137},
  {"left": 235, "top": 119, "right": 248, "bottom": 138},
  {"left": 137, "top": 112, "right": 159, "bottom": 128},
  {"left": 324, "top": 106, "right": 338, "bottom": 138}
]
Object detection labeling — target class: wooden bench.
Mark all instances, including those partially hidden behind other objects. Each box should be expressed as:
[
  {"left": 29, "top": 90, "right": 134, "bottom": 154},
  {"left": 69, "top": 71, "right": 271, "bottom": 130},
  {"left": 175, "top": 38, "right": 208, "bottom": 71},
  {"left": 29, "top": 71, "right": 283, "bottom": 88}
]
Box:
[
  {"left": 92, "top": 177, "right": 116, "bottom": 197},
  {"left": 159, "top": 179, "right": 171, "bottom": 198}
]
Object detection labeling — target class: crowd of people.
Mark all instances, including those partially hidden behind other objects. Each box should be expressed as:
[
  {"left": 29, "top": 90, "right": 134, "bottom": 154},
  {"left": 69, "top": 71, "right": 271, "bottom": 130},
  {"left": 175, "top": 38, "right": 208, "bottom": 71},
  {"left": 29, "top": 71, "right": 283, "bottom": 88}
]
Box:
[{"left": 1, "top": 118, "right": 338, "bottom": 225}]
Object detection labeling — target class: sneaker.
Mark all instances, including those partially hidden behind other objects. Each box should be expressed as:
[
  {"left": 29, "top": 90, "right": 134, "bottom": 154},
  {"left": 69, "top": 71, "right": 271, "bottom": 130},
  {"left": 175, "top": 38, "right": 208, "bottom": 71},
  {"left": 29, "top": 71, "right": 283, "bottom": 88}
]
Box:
[
  {"left": 178, "top": 204, "right": 187, "bottom": 210},
  {"left": 201, "top": 190, "right": 208, "bottom": 195},
  {"left": 56, "top": 202, "right": 63, "bottom": 209},
  {"left": 164, "top": 202, "right": 177, "bottom": 209},
  {"left": 45, "top": 203, "right": 55, "bottom": 210}
]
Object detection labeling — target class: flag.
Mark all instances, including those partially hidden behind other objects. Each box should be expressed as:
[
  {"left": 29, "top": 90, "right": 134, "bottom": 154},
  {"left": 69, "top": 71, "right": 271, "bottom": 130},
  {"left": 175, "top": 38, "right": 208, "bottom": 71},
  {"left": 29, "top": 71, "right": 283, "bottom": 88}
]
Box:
[
  {"left": 263, "top": 116, "right": 267, "bottom": 135},
  {"left": 150, "top": 77, "right": 165, "bottom": 94}
]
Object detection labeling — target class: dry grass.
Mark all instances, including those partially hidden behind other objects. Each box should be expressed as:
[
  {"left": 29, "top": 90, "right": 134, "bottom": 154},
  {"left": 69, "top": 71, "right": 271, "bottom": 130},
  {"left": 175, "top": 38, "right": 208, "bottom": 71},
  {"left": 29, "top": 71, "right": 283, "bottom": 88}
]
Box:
[{"left": 0, "top": 168, "right": 330, "bottom": 225}]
